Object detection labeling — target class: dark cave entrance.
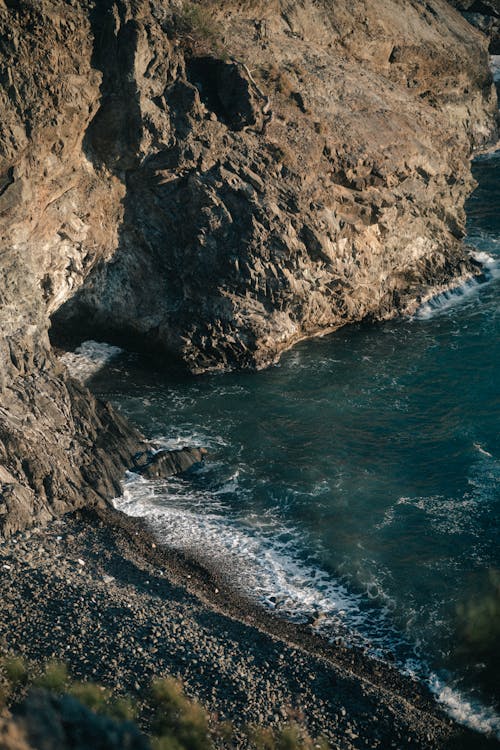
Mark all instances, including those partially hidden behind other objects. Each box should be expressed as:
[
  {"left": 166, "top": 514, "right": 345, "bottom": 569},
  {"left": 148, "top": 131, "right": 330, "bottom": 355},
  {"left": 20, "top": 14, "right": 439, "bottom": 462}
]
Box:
[{"left": 185, "top": 56, "right": 257, "bottom": 131}]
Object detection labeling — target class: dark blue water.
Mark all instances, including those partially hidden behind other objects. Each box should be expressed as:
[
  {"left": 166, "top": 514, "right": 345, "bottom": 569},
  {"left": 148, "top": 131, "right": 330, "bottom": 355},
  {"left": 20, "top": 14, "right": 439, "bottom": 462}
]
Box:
[{"left": 71, "top": 150, "right": 500, "bottom": 736}]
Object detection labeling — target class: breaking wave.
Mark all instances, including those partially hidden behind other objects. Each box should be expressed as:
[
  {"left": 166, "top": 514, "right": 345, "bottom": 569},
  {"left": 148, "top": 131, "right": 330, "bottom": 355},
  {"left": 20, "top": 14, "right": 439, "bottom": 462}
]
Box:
[
  {"left": 60, "top": 340, "right": 123, "bottom": 383},
  {"left": 415, "top": 250, "right": 500, "bottom": 320}
]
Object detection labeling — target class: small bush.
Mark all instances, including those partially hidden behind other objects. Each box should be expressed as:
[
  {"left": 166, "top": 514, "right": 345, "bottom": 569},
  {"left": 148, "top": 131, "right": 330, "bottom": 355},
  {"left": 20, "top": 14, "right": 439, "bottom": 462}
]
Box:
[
  {"left": 262, "top": 64, "right": 293, "bottom": 97},
  {"left": 108, "top": 694, "right": 138, "bottom": 722},
  {"left": 247, "top": 725, "right": 276, "bottom": 750},
  {"left": 0, "top": 658, "right": 330, "bottom": 750},
  {"left": 152, "top": 736, "right": 185, "bottom": 750},
  {"left": 69, "top": 681, "right": 113, "bottom": 713},
  {"left": 1, "top": 657, "right": 28, "bottom": 688},
  {"left": 33, "top": 661, "right": 68, "bottom": 693},
  {"left": 172, "top": 2, "right": 220, "bottom": 54},
  {"left": 151, "top": 677, "right": 213, "bottom": 750},
  {"left": 247, "top": 722, "right": 329, "bottom": 750}
]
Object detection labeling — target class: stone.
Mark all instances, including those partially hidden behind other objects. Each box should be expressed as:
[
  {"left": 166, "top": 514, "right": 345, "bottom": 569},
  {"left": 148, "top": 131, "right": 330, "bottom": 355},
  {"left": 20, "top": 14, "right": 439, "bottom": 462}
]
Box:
[
  {"left": 132, "top": 447, "right": 206, "bottom": 480},
  {"left": 50, "top": 0, "right": 498, "bottom": 377},
  {"left": 449, "top": 0, "right": 500, "bottom": 52},
  {"left": 0, "top": 717, "right": 32, "bottom": 750}
]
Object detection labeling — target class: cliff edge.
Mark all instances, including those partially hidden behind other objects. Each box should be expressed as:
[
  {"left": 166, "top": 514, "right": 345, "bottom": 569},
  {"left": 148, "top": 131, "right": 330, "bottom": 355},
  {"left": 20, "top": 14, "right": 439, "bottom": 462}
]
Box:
[{"left": 0, "top": 0, "right": 498, "bottom": 532}]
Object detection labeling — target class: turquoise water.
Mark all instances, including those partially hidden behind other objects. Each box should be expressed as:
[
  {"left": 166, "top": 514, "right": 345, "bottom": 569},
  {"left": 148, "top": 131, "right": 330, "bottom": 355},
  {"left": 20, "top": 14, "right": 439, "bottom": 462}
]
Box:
[{"left": 77, "top": 151, "right": 500, "bottom": 736}]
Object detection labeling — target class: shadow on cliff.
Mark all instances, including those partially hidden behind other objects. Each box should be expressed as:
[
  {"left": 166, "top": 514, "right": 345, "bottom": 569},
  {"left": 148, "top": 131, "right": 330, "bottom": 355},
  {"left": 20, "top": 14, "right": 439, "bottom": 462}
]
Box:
[
  {"left": 50, "top": 0, "right": 176, "bottom": 364},
  {"left": 84, "top": 0, "right": 143, "bottom": 172},
  {"left": 49, "top": 2, "right": 259, "bottom": 371}
]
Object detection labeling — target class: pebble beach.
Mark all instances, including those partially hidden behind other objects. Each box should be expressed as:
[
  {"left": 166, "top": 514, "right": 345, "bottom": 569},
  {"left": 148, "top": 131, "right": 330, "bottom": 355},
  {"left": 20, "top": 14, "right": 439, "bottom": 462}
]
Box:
[{"left": 0, "top": 506, "right": 495, "bottom": 749}]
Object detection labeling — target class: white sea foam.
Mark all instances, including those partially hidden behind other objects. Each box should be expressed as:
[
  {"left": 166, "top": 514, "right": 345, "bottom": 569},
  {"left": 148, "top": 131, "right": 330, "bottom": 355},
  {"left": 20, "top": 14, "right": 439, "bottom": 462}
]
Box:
[
  {"left": 474, "top": 442, "right": 493, "bottom": 458},
  {"left": 394, "top": 493, "right": 485, "bottom": 537},
  {"left": 430, "top": 675, "right": 500, "bottom": 739},
  {"left": 415, "top": 281, "right": 477, "bottom": 319},
  {"left": 60, "top": 340, "right": 123, "bottom": 383},
  {"left": 115, "top": 471, "right": 404, "bottom": 656},
  {"left": 114, "top": 469, "right": 500, "bottom": 738},
  {"left": 415, "top": 250, "right": 500, "bottom": 320},
  {"left": 491, "top": 55, "right": 500, "bottom": 83},
  {"left": 381, "top": 445, "right": 498, "bottom": 543},
  {"left": 152, "top": 432, "right": 229, "bottom": 451}
]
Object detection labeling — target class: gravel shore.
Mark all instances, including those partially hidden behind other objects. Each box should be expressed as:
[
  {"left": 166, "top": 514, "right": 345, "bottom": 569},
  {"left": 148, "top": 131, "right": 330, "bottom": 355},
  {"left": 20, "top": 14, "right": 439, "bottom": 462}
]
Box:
[{"left": 0, "top": 507, "right": 496, "bottom": 749}]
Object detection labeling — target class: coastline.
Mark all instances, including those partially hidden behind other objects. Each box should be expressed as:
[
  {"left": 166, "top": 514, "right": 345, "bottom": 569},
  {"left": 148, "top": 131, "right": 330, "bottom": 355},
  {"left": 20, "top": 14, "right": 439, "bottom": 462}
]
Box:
[
  {"left": 0, "top": 504, "right": 497, "bottom": 749},
  {"left": 0, "top": 3, "right": 498, "bottom": 748}
]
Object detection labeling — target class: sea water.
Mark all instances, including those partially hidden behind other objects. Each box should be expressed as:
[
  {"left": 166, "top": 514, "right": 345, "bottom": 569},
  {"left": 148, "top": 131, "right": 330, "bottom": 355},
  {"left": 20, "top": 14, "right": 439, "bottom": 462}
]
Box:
[{"left": 64, "top": 150, "right": 500, "bottom": 737}]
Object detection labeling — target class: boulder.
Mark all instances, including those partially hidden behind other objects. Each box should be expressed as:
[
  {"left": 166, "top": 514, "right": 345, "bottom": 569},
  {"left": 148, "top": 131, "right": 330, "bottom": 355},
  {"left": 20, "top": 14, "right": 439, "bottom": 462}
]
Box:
[{"left": 132, "top": 447, "right": 206, "bottom": 479}]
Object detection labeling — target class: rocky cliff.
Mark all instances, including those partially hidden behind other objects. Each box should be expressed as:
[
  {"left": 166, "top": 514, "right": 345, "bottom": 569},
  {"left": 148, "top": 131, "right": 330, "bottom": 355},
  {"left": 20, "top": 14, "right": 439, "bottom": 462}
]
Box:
[
  {"left": 0, "top": 0, "right": 498, "bottom": 533},
  {"left": 448, "top": 0, "right": 500, "bottom": 52}
]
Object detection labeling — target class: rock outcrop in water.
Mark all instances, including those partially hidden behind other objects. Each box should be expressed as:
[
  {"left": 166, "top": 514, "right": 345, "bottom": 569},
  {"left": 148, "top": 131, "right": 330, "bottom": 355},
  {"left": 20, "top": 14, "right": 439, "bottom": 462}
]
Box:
[
  {"left": 132, "top": 446, "right": 206, "bottom": 478},
  {"left": 0, "top": 0, "right": 498, "bottom": 532}
]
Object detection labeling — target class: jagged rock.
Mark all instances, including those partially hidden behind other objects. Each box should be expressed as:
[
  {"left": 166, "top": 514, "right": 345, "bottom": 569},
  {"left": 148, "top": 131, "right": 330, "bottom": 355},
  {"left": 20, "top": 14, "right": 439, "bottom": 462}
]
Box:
[
  {"left": 0, "top": 0, "right": 498, "bottom": 533},
  {"left": 449, "top": 0, "right": 500, "bottom": 52},
  {"left": 132, "top": 447, "right": 206, "bottom": 479},
  {"left": 186, "top": 56, "right": 261, "bottom": 131},
  {"left": 48, "top": 0, "right": 498, "bottom": 374}
]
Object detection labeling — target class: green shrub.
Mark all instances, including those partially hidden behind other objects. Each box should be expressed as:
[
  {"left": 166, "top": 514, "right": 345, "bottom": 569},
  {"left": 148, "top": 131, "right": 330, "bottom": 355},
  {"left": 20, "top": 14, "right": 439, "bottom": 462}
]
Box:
[
  {"left": 247, "top": 722, "right": 330, "bottom": 750},
  {"left": 151, "top": 736, "right": 186, "bottom": 750},
  {"left": 108, "top": 694, "right": 138, "bottom": 722},
  {"left": 247, "top": 725, "right": 276, "bottom": 750},
  {"left": 457, "top": 570, "right": 500, "bottom": 653},
  {"left": 172, "top": 2, "right": 220, "bottom": 53},
  {"left": 69, "top": 681, "right": 113, "bottom": 713},
  {"left": 1, "top": 657, "right": 28, "bottom": 688},
  {"left": 151, "top": 677, "right": 213, "bottom": 750},
  {"left": 0, "top": 657, "right": 330, "bottom": 750},
  {"left": 33, "top": 660, "right": 69, "bottom": 693}
]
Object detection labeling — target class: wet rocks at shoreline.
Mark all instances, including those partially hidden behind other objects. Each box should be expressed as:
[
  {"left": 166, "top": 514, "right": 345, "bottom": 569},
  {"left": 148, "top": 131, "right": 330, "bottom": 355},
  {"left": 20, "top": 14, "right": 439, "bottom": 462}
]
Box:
[{"left": 131, "top": 447, "right": 206, "bottom": 480}]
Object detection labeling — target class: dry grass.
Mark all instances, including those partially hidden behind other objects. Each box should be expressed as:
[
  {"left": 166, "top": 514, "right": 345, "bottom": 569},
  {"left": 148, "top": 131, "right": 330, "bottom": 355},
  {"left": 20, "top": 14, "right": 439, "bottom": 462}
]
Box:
[
  {"left": 261, "top": 63, "right": 294, "bottom": 97},
  {"left": 169, "top": 1, "right": 222, "bottom": 55}
]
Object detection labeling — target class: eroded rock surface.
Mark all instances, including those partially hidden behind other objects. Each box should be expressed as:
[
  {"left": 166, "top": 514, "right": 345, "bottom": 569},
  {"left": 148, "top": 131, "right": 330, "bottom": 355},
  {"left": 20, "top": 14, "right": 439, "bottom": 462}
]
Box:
[
  {"left": 0, "top": 0, "right": 147, "bottom": 535},
  {"left": 0, "top": 0, "right": 498, "bottom": 531},
  {"left": 48, "top": 0, "right": 499, "bottom": 373},
  {"left": 449, "top": 0, "right": 500, "bottom": 52},
  {"left": 0, "top": 715, "right": 32, "bottom": 750}
]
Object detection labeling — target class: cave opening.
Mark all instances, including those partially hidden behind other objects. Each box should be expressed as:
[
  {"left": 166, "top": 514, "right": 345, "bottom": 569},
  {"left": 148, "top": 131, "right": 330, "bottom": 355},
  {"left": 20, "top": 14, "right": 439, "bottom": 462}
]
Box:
[{"left": 185, "top": 56, "right": 257, "bottom": 131}]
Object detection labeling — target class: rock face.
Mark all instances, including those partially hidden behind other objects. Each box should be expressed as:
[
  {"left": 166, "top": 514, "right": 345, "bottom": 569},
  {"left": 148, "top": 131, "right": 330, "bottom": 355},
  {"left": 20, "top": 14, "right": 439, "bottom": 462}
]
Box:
[
  {"left": 0, "top": 715, "right": 32, "bottom": 750},
  {"left": 0, "top": 0, "right": 498, "bottom": 532},
  {"left": 449, "top": 0, "right": 500, "bottom": 52},
  {"left": 48, "top": 0, "right": 498, "bottom": 373}
]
